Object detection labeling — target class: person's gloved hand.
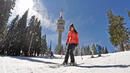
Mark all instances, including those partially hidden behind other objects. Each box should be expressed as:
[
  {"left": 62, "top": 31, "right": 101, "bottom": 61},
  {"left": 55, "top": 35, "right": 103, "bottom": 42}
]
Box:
[
  {"left": 66, "top": 43, "right": 68, "bottom": 46},
  {"left": 77, "top": 45, "right": 80, "bottom": 49},
  {"left": 65, "top": 43, "right": 68, "bottom": 49}
]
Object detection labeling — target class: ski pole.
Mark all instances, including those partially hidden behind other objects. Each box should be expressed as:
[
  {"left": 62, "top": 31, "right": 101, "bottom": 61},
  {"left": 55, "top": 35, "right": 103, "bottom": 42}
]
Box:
[
  {"left": 77, "top": 46, "right": 83, "bottom": 60},
  {"left": 60, "top": 44, "right": 68, "bottom": 58}
]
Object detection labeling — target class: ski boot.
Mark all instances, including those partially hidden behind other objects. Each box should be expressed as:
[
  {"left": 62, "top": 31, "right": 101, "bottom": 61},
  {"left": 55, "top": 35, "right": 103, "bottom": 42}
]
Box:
[
  {"left": 98, "top": 54, "right": 101, "bottom": 57},
  {"left": 91, "top": 55, "right": 94, "bottom": 58},
  {"left": 62, "top": 62, "right": 68, "bottom": 66},
  {"left": 69, "top": 62, "right": 77, "bottom": 66}
]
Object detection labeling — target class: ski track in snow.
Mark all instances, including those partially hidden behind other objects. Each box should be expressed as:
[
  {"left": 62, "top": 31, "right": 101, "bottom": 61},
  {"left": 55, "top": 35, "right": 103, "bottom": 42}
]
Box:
[{"left": 0, "top": 51, "right": 130, "bottom": 73}]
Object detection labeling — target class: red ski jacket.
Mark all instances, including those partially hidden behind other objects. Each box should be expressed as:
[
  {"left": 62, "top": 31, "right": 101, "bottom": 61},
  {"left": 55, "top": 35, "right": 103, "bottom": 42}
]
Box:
[
  {"left": 66, "top": 30, "right": 79, "bottom": 45},
  {"left": 50, "top": 51, "right": 53, "bottom": 55}
]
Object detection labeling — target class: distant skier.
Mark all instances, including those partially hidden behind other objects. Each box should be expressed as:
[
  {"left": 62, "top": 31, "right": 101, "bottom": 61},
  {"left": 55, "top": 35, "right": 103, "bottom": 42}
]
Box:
[
  {"left": 63, "top": 24, "right": 79, "bottom": 66},
  {"left": 27, "top": 51, "right": 30, "bottom": 57},
  {"left": 91, "top": 44, "right": 95, "bottom": 58},
  {"left": 50, "top": 51, "right": 54, "bottom": 58},
  {"left": 96, "top": 43, "right": 101, "bottom": 57}
]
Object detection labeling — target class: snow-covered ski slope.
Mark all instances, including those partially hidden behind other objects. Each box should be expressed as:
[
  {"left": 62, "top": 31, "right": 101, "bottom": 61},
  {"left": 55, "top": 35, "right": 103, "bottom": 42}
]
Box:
[{"left": 0, "top": 51, "right": 130, "bottom": 73}]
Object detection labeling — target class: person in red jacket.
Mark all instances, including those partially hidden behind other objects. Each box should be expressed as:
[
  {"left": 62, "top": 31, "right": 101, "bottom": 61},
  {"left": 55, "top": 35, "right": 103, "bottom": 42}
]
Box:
[
  {"left": 63, "top": 24, "right": 79, "bottom": 66},
  {"left": 50, "top": 51, "right": 54, "bottom": 58}
]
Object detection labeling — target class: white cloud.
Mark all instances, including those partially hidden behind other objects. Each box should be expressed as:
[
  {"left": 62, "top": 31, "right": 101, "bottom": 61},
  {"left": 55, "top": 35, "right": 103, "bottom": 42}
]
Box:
[
  {"left": 9, "top": 0, "right": 56, "bottom": 30},
  {"left": 8, "top": 0, "right": 67, "bottom": 47}
]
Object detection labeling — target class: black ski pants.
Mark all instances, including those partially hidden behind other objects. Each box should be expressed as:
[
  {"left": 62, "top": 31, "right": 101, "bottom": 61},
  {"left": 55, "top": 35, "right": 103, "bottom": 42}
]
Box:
[{"left": 64, "top": 44, "right": 77, "bottom": 63}]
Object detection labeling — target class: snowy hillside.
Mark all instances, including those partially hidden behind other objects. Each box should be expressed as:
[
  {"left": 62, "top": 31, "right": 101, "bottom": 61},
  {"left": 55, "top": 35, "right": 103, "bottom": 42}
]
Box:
[{"left": 0, "top": 51, "right": 130, "bottom": 73}]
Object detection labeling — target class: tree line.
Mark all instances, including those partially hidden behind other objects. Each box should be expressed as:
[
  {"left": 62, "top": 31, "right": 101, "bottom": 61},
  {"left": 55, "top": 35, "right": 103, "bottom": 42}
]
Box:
[
  {"left": 0, "top": 0, "right": 48, "bottom": 56},
  {"left": 74, "top": 44, "right": 108, "bottom": 56},
  {"left": 58, "top": 44, "right": 109, "bottom": 56}
]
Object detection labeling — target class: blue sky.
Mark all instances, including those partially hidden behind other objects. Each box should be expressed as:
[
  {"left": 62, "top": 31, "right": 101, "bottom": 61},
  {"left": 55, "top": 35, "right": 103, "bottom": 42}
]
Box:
[{"left": 40, "top": 0, "right": 130, "bottom": 52}]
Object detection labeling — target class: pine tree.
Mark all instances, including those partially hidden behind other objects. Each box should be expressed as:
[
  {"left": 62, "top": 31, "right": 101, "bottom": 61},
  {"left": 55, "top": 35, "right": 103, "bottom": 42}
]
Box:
[
  {"left": 54, "top": 45, "right": 63, "bottom": 55},
  {"left": 81, "top": 46, "right": 84, "bottom": 55},
  {"left": 83, "top": 46, "right": 87, "bottom": 55},
  {"left": 86, "top": 45, "right": 91, "bottom": 55},
  {"left": 74, "top": 46, "right": 80, "bottom": 56},
  {"left": 105, "top": 47, "right": 108, "bottom": 54},
  {"left": 41, "top": 35, "right": 47, "bottom": 56},
  {"left": 91, "top": 44, "right": 97, "bottom": 55},
  {"left": 13, "top": 10, "right": 28, "bottom": 56},
  {"left": 0, "top": 0, "right": 16, "bottom": 45},
  {"left": 31, "top": 20, "right": 41, "bottom": 56},
  {"left": 25, "top": 16, "right": 35, "bottom": 56},
  {"left": 36, "top": 21, "right": 42, "bottom": 56},
  {"left": 82, "top": 45, "right": 90, "bottom": 55},
  {"left": 2, "top": 15, "right": 19, "bottom": 55},
  {"left": 26, "top": 15, "right": 42, "bottom": 56},
  {"left": 81, "top": 45, "right": 86, "bottom": 55},
  {"left": 126, "top": 9, "right": 130, "bottom": 51},
  {"left": 107, "top": 9, "right": 128, "bottom": 51},
  {"left": 127, "top": 29, "right": 130, "bottom": 50},
  {"left": 99, "top": 45, "right": 105, "bottom": 54}
]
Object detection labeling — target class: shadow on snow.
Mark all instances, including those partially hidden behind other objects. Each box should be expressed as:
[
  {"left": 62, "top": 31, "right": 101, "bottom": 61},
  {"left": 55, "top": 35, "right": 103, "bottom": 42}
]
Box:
[
  {"left": 5, "top": 56, "right": 130, "bottom": 69},
  {"left": 77, "top": 64, "right": 130, "bottom": 68},
  {"left": 9, "top": 56, "right": 59, "bottom": 65}
]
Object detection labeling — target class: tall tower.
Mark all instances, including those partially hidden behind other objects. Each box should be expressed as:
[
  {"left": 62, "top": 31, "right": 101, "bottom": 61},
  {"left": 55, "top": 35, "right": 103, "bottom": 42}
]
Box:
[{"left": 55, "top": 9, "right": 65, "bottom": 54}]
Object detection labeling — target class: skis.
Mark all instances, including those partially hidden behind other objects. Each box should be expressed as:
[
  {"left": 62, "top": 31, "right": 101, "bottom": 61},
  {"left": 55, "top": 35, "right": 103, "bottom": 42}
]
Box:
[
  {"left": 49, "top": 63, "right": 82, "bottom": 68},
  {"left": 89, "top": 55, "right": 104, "bottom": 59},
  {"left": 49, "top": 64, "right": 63, "bottom": 68}
]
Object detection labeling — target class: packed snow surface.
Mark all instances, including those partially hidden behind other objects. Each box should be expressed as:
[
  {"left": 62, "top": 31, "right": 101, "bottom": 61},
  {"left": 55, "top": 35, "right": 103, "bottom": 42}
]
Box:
[{"left": 0, "top": 51, "right": 130, "bottom": 73}]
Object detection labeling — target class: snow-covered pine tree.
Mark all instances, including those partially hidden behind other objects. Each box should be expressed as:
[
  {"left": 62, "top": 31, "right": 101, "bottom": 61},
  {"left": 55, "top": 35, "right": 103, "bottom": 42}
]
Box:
[
  {"left": 26, "top": 15, "right": 42, "bottom": 56},
  {"left": 13, "top": 10, "right": 28, "bottom": 56},
  {"left": 33, "top": 20, "right": 41, "bottom": 56},
  {"left": 0, "top": 0, "right": 16, "bottom": 46},
  {"left": 2, "top": 15, "right": 19, "bottom": 56},
  {"left": 41, "top": 34, "right": 48, "bottom": 56}
]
